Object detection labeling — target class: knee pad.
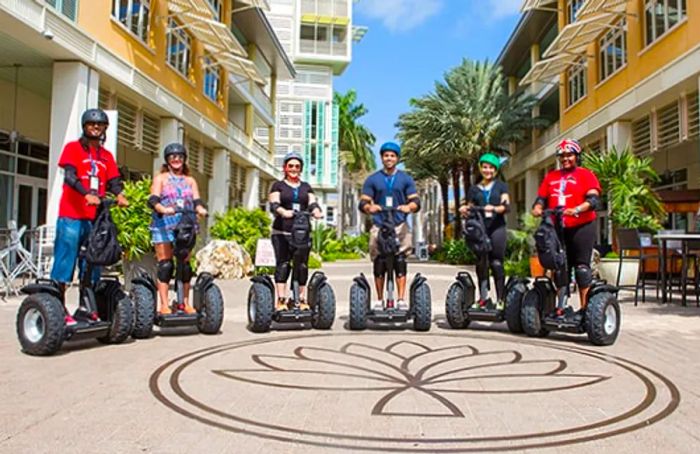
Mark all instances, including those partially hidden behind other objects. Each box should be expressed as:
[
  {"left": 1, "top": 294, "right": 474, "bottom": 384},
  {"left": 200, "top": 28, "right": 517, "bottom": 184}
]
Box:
[
  {"left": 373, "top": 257, "right": 386, "bottom": 278},
  {"left": 489, "top": 259, "right": 504, "bottom": 278},
  {"left": 575, "top": 265, "right": 592, "bottom": 288},
  {"left": 157, "top": 259, "right": 174, "bottom": 284},
  {"left": 275, "top": 261, "right": 292, "bottom": 283},
  {"left": 182, "top": 261, "right": 193, "bottom": 283},
  {"left": 395, "top": 254, "right": 407, "bottom": 277},
  {"left": 297, "top": 262, "right": 309, "bottom": 285}
]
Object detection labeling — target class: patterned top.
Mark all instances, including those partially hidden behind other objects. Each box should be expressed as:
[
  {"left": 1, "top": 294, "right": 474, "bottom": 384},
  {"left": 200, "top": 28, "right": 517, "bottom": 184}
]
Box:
[{"left": 150, "top": 173, "right": 195, "bottom": 232}]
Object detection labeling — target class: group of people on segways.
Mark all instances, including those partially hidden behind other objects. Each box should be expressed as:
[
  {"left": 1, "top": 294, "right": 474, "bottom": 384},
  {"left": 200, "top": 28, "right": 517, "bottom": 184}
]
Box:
[{"left": 16, "top": 108, "right": 225, "bottom": 356}]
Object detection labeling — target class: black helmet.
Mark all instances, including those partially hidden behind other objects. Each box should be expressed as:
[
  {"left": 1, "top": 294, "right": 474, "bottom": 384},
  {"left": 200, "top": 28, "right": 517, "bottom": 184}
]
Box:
[
  {"left": 81, "top": 108, "right": 109, "bottom": 127},
  {"left": 283, "top": 151, "right": 303, "bottom": 167},
  {"left": 164, "top": 142, "right": 187, "bottom": 161}
]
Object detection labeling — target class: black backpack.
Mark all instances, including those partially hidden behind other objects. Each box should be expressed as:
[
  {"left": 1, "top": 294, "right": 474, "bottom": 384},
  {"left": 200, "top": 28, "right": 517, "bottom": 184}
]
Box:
[
  {"left": 173, "top": 212, "right": 198, "bottom": 259},
  {"left": 85, "top": 205, "right": 122, "bottom": 266},
  {"left": 463, "top": 212, "right": 492, "bottom": 255},
  {"left": 290, "top": 213, "right": 311, "bottom": 250},
  {"left": 377, "top": 218, "right": 400, "bottom": 256},
  {"left": 535, "top": 217, "right": 566, "bottom": 271}
]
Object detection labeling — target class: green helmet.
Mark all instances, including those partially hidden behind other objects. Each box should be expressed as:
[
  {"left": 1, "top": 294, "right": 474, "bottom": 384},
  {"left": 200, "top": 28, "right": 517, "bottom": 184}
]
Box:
[{"left": 479, "top": 153, "right": 501, "bottom": 170}]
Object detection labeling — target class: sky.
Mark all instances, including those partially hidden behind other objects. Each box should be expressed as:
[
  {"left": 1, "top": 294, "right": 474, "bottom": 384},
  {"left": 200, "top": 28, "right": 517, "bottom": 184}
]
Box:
[{"left": 335, "top": 0, "right": 523, "bottom": 160}]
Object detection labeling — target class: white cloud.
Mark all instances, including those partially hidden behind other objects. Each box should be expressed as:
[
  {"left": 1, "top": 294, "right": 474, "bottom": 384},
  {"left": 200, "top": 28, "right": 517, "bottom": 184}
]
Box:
[
  {"left": 485, "top": 0, "right": 522, "bottom": 19},
  {"left": 357, "top": 0, "right": 443, "bottom": 33}
]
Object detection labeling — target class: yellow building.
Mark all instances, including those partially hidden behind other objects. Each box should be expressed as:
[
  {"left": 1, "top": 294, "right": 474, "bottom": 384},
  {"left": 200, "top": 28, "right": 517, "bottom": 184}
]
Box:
[
  {"left": 501, "top": 0, "right": 700, "bottom": 241},
  {"left": 0, "top": 0, "right": 293, "bottom": 229}
]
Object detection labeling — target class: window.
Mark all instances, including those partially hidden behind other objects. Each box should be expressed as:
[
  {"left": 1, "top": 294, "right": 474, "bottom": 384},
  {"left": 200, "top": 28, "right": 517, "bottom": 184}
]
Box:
[
  {"left": 567, "top": 59, "right": 587, "bottom": 106},
  {"left": 203, "top": 56, "right": 221, "bottom": 102},
  {"left": 46, "top": 0, "right": 78, "bottom": 21},
  {"left": 567, "top": 0, "right": 585, "bottom": 24},
  {"left": 112, "top": 0, "right": 150, "bottom": 43},
  {"left": 599, "top": 19, "right": 627, "bottom": 82},
  {"left": 167, "top": 18, "right": 191, "bottom": 77},
  {"left": 645, "top": 0, "right": 687, "bottom": 46},
  {"left": 205, "top": 0, "right": 223, "bottom": 21}
]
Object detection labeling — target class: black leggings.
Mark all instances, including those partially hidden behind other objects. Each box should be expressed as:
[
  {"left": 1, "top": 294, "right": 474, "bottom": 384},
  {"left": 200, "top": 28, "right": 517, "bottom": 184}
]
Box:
[
  {"left": 272, "top": 234, "right": 310, "bottom": 285},
  {"left": 476, "top": 225, "right": 507, "bottom": 301},
  {"left": 560, "top": 221, "right": 596, "bottom": 288}
]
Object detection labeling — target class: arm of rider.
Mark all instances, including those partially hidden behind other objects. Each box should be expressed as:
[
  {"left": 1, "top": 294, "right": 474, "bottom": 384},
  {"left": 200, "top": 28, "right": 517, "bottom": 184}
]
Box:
[
  {"left": 149, "top": 176, "right": 175, "bottom": 215},
  {"left": 360, "top": 195, "right": 381, "bottom": 214},
  {"left": 403, "top": 194, "right": 420, "bottom": 214},
  {"left": 189, "top": 178, "right": 208, "bottom": 218},
  {"left": 531, "top": 196, "right": 546, "bottom": 217},
  {"left": 309, "top": 193, "right": 323, "bottom": 219},
  {"left": 493, "top": 193, "right": 510, "bottom": 214},
  {"left": 107, "top": 177, "right": 129, "bottom": 208},
  {"left": 565, "top": 189, "right": 600, "bottom": 217},
  {"left": 269, "top": 191, "right": 294, "bottom": 219}
]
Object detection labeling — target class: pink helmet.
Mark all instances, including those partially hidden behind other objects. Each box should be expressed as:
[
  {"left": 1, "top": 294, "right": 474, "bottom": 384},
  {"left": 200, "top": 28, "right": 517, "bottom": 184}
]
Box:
[{"left": 556, "top": 138, "right": 582, "bottom": 155}]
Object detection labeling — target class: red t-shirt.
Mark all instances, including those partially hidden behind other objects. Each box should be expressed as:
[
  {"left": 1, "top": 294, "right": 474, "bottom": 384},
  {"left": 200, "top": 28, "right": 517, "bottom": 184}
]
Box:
[
  {"left": 537, "top": 167, "right": 601, "bottom": 228},
  {"left": 58, "top": 140, "right": 120, "bottom": 220}
]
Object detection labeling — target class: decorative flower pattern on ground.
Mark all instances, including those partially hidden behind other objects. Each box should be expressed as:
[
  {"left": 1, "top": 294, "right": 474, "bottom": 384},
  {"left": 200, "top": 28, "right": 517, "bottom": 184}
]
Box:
[{"left": 214, "top": 341, "right": 609, "bottom": 417}]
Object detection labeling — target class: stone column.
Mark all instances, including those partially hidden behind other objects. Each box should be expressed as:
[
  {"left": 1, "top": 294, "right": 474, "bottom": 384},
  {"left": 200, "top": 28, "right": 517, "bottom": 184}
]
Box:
[
  {"left": 525, "top": 168, "right": 540, "bottom": 210},
  {"left": 243, "top": 167, "right": 260, "bottom": 210},
  {"left": 606, "top": 121, "right": 632, "bottom": 153},
  {"left": 208, "top": 148, "right": 230, "bottom": 223}
]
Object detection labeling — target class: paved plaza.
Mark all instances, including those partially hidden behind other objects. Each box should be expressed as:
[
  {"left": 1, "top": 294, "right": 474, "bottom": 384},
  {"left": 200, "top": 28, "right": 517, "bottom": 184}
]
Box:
[{"left": 1, "top": 260, "right": 700, "bottom": 453}]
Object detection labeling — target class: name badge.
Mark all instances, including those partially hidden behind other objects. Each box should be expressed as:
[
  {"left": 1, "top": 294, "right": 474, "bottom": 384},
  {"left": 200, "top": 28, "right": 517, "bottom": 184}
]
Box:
[
  {"left": 558, "top": 196, "right": 566, "bottom": 207},
  {"left": 485, "top": 211, "right": 493, "bottom": 218},
  {"left": 176, "top": 199, "right": 185, "bottom": 209},
  {"left": 89, "top": 176, "right": 99, "bottom": 191},
  {"left": 292, "top": 203, "right": 300, "bottom": 212},
  {"left": 385, "top": 196, "right": 394, "bottom": 208}
]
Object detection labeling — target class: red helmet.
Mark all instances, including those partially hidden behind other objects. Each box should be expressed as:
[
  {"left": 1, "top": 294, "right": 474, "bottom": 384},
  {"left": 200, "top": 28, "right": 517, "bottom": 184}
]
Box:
[{"left": 556, "top": 138, "right": 582, "bottom": 155}]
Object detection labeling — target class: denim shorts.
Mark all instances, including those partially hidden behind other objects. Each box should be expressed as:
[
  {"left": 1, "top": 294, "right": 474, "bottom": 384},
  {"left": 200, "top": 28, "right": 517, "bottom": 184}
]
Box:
[{"left": 50, "top": 217, "right": 101, "bottom": 284}]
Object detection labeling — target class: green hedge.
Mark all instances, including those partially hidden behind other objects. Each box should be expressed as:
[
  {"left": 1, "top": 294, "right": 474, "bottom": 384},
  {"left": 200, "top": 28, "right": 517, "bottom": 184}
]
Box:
[{"left": 210, "top": 207, "right": 271, "bottom": 257}]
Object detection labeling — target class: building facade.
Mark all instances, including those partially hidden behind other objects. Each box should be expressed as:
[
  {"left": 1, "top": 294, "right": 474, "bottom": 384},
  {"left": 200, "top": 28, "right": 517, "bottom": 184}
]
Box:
[
  {"left": 267, "top": 0, "right": 358, "bottom": 226},
  {"left": 0, "top": 0, "right": 293, "bottom": 231},
  {"left": 501, "top": 0, "right": 700, "bottom": 241}
]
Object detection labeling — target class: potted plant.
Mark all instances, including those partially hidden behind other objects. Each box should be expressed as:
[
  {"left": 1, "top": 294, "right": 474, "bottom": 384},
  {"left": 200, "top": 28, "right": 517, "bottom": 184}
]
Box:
[
  {"left": 583, "top": 146, "right": 666, "bottom": 284},
  {"left": 110, "top": 177, "right": 156, "bottom": 286}
]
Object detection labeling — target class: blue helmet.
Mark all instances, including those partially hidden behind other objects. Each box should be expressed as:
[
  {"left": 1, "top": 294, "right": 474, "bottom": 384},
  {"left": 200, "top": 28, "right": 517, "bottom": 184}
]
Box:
[
  {"left": 379, "top": 141, "right": 401, "bottom": 157},
  {"left": 283, "top": 151, "right": 304, "bottom": 167}
]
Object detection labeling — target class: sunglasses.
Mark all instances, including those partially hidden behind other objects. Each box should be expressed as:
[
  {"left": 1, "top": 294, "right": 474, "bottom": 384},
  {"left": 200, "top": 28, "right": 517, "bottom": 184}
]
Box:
[
  {"left": 286, "top": 163, "right": 301, "bottom": 169},
  {"left": 168, "top": 154, "right": 184, "bottom": 161},
  {"left": 558, "top": 153, "right": 576, "bottom": 159}
]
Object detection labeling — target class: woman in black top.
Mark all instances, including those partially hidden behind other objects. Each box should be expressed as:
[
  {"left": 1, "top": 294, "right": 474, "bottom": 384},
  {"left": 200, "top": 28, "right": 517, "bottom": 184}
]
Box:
[
  {"left": 460, "top": 153, "right": 510, "bottom": 309},
  {"left": 269, "top": 152, "right": 323, "bottom": 311}
]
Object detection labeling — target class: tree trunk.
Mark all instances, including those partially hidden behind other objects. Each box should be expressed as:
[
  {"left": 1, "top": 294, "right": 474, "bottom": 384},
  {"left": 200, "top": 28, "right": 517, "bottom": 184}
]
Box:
[
  {"left": 438, "top": 173, "right": 449, "bottom": 241},
  {"left": 451, "top": 164, "right": 461, "bottom": 236},
  {"left": 462, "top": 160, "right": 472, "bottom": 203}
]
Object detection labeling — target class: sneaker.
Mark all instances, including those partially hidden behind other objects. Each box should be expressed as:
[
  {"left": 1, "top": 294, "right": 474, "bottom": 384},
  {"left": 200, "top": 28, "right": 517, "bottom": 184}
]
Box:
[
  {"left": 373, "top": 300, "right": 384, "bottom": 311},
  {"left": 397, "top": 299, "right": 409, "bottom": 311},
  {"left": 298, "top": 299, "right": 311, "bottom": 311},
  {"left": 88, "top": 311, "right": 101, "bottom": 322},
  {"left": 495, "top": 300, "right": 505, "bottom": 312},
  {"left": 64, "top": 314, "right": 78, "bottom": 326},
  {"left": 386, "top": 300, "right": 395, "bottom": 310},
  {"left": 275, "top": 298, "right": 288, "bottom": 312},
  {"left": 183, "top": 304, "right": 196, "bottom": 315},
  {"left": 159, "top": 306, "right": 172, "bottom": 315}
]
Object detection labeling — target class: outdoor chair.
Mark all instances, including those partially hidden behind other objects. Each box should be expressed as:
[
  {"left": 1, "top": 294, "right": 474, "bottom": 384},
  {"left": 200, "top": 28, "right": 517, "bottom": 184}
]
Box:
[
  {"left": 31, "top": 224, "right": 55, "bottom": 279},
  {"left": 0, "top": 221, "right": 40, "bottom": 297},
  {"left": 617, "top": 228, "right": 660, "bottom": 306},
  {"left": 669, "top": 238, "right": 700, "bottom": 307}
]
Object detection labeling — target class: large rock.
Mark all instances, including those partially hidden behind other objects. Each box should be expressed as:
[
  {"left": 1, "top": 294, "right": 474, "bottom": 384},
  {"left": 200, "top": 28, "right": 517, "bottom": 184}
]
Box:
[{"left": 196, "top": 240, "right": 253, "bottom": 279}]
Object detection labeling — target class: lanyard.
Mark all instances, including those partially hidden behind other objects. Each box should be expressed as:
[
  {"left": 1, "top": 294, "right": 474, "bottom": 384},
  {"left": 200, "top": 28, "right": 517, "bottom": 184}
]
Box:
[
  {"left": 88, "top": 147, "right": 98, "bottom": 176},
  {"left": 293, "top": 186, "right": 299, "bottom": 203},
  {"left": 384, "top": 173, "right": 397, "bottom": 197}
]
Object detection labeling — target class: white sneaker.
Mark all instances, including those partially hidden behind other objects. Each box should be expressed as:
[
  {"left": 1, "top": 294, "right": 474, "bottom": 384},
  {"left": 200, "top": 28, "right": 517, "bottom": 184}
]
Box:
[
  {"left": 373, "top": 300, "right": 384, "bottom": 310},
  {"left": 397, "top": 299, "right": 409, "bottom": 310}
]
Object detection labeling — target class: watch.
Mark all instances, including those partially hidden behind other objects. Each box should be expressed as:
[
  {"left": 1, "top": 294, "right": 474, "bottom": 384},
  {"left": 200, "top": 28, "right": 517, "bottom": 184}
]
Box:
[{"left": 574, "top": 206, "right": 581, "bottom": 216}]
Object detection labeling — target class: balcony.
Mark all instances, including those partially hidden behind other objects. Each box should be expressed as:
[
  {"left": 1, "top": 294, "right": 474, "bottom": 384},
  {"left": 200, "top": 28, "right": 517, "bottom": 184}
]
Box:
[
  {"left": 299, "top": 39, "right": 348, "bottom": 58},
  {"left": 228, "top": 73, "right": 273, "bottom": 124},
  {"left": 535, "top": 122, "right": 560, "bottom": 150},
  {"left": 301, "top": 0, "right": 349, "bottom": 18}
]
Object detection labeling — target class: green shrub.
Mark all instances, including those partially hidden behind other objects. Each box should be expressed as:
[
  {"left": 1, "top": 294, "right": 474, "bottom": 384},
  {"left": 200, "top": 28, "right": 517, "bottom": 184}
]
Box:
[
  {"left": 435, "top": 239, "right": 476, "bottom": 265},
  {"left": 308, "top": 253, "right": 323, "bottom": 269},
  {"left": 210, "top": 207, "right": 271, "bottom": 257},
  {"left": 504, "top": 257, "right": 530, "bottom": 278},
  {"left": 110, "top": 178, "right": 153, "bottom": 261},
  {"left": 322, "top": 251, "right": 362, "bottom": 262},
  {"left": 312, "top": 224, "right": 368, "bottom": 260},
  {"left": 604, "top": 252, "right": 620, "bottom": 259}
]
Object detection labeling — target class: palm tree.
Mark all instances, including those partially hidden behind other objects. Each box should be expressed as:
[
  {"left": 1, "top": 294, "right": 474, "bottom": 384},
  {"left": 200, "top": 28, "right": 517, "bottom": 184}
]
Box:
[{"left": 335, "top": 89, "right": 376, "bottom": 176}]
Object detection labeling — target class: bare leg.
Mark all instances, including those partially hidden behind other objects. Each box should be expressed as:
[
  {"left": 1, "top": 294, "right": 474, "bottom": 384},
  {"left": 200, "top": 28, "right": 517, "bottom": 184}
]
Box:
[
  {"left": 374, "top": 276, "right": 385, "bottom": 302},
  {"left": 580, "top": 286, "right": 590, "bottom": 310},
  {"left": 397, "top": 276, "right": 407, "bottom": 301},
  {"left": 155, "top": 243, "right": 173, "bottom": 314},
  {"left": 275, "top": 282, "right": 287, "bottom": 302}
]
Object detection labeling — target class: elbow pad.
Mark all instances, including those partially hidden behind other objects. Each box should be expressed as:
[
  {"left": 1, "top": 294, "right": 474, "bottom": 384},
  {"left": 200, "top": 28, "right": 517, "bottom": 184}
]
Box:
[
  {"left": 358, "top": 199, "right": 370, "bottom": 213},
  {"left": 270, "top": 202, "right": 281, "bottom": 215},
  {"left": 147, "top": 195, "right": 161, "bottom": 210},
  {"left": 532, "top": 196, "right": 547, "bottom": 209},
  {"left": 409, "top": 197, "right": 421, "bottom": 212},
  {"left": 107, "top": 177, "right": 124, "bottom": 195},
  {"left": 193, "top": 198, "right": 207, "bottom": 209},
  {"left": 501, "top": 201, "right": 511, "bottom": 213},
  {"left": 63, "top": 165, "right": 88, "bottom": 196},
  {"left": 585, "top": 194, "right": 600, "bottom": 210}
]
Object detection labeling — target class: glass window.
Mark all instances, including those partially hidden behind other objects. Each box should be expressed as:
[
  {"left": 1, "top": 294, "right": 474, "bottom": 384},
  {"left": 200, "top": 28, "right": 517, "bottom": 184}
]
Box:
[
  {"left": 167, "top": 18, "right": 191, "bottom": 77},
  {"left": 300, "top": 25, "right": 315, "bottom": 40},
  {"left": 645, "top": 0, "right": 687, "bottom": 46},
  {"left": 205, "top": 0, "right": 223, "bottom": 21},
  {"left": 567, "top": 0, "right": 585, "bottom": 23},
  {"left": 599, "top": 19, "right": 627, "bottom": 82},
  {"left": 203, "top": 56, "right": 221, "bottom": 102},
  {"left": 567, "top": 58, "right": 587, "bottom": 106},
  {"left": 112, "top": 0, "right": 150, "bottom": 43},
  {"left": 46, "top": 0, "right": 77, "bottom": 21}
]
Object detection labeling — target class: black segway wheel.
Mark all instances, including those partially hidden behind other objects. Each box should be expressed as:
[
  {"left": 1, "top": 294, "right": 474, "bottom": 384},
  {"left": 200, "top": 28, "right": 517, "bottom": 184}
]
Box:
[
  {"left": 412, "top": 283, "right": 432, "bottom": 331},
  {"left": 98, "top": 292, "right": 135, "bottom": 344},
  {"left": 504, "top": 282, "right": 526, "bottom": 333},
  {"left": 248, "top": 282, "right": 273, "bottom": 333},
  {"left": 521, "top": 289, "right": 549, "bottom": 338},
  {"left": 311, "top": 283, "right": 335, "bottom": 330},
  {"left": 198, "top": 284, "right": 224, "bottom": 334},
  {"left": 586, "top": 292, "right": 620, "bottom": 346},
  {"left": 131, "top": 284, "right": 156, "bottom": 339},
  {"left": 445, "top": 282, "right": 469, "bottom": 329},
  {"left": 16, "top": 294, "right": 66, "bottom": 356},
  {"left": 348, "top": 282, "right": 368, "bottom": 330}
]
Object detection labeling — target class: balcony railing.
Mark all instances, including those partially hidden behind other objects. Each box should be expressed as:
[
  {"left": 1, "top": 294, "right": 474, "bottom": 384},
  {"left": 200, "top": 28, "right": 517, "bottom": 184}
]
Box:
[
  {"left": 251, "top": 83, "right": 272, "bottom": 118},
  {"left": 535, "top": 122, "right": 560, "bottom": 150},
  {"left": 227, "top": 122, "right": 247, "bottom": 144},
  {"left": 301, "top": 0, "right": 348, "bottom": 17},
  {"left": 300, "top": 39, "right": 348, "bottom": 57}
]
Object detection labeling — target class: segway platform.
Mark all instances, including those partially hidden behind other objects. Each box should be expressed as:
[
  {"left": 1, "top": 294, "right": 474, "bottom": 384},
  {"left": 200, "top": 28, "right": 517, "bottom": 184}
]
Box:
[
  {"left": 156, "top": 312, "right": 200, "bottom": 327},
  {"left": 274, "top": 307, "right": 314, "bottom": 323},
  {"left": 466, "top": 307, "right": 504, "bottom": 322},
  {"left": 65, "top": 319, "right": 111, "bottom": 341},
  {"left": 368, "top": 306, "right": 410, "bottom": 323}
]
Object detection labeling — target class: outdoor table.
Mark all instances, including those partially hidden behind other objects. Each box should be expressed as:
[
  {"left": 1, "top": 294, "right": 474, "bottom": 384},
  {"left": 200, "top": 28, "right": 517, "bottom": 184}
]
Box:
[{"left": 655, "top": 233, "right": 700, "bottom": 306}]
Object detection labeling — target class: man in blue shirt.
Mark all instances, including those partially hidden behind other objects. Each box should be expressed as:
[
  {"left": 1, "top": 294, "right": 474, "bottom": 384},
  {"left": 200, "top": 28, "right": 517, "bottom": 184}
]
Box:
[{"left": 360, "top": 142, "right": 420, "bottom": 310}]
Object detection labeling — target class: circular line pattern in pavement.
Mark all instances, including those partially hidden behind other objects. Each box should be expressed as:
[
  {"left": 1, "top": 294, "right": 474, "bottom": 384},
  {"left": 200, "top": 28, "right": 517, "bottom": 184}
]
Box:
[{"left": 150, "top": 332, "right": 680, "bottom": 452}]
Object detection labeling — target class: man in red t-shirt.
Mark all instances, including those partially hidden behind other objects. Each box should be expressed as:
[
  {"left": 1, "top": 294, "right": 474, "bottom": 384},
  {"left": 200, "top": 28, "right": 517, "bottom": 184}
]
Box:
[
  {"left": 50, "top": 108, "right": 128, "bottom": 325},
  {"left": 532, "top": 138, "right": 602, "bottom": 311}
]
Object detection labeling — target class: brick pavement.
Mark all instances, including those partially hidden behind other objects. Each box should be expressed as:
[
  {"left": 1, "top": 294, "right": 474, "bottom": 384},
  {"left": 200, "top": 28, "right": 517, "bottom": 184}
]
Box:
[{"left": 1, "top": 260, "right": 699, "bottom": 453}]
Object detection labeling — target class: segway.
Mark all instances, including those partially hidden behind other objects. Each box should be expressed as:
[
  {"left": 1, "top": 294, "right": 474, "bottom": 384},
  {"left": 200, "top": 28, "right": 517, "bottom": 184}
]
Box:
[
  {"left": 248, "top": 211, "right": 336, "bottom": 333},
  {"left": 16, "top": 200, "right": 134, "bottom": 356},
  {"left": 348, "top": 207, "right": 431, "bottom": 331},
  {"left": 130, "top": 207, "right": 223, "bottom": 338},
  {"left": 521, "top": 207, "right": 621, "bottom": 346},
  {"left": 445, "top": 207, "right": 524, "bottom": 332}
]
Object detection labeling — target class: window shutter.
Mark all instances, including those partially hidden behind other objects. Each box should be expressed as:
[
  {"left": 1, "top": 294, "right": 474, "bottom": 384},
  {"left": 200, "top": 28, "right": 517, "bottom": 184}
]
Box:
[
  {"left": 657, "top": 101, "right": 680, "bottom": 149},
  {"left": 687, "top": 91, "right": 699, "bottom": 140},
  {"left": 632, "top": 115, "right": 652, "bottom": 156}
]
